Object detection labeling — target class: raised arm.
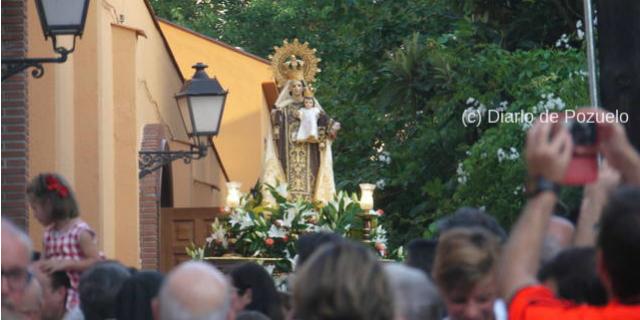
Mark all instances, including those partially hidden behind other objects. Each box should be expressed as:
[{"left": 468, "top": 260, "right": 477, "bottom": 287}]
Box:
[
  {"left": 498, "top": 120, "right": 573, "bottom": 301},
  {"left": 596, "top": 110, "right": 640, "bottom": 185},
  {"left": 574, "top": 162, "right": 621, "bottom": 246}
]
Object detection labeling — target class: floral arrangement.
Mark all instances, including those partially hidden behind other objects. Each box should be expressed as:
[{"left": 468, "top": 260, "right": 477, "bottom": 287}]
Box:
[{"left": 186, "top": 183, "right": 391, "bottom": 273}]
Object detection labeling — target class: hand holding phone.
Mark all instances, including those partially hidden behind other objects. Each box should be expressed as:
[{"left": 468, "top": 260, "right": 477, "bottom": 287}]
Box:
[{"left": 561, "top": 108, "right": 599, "bottom": 185}]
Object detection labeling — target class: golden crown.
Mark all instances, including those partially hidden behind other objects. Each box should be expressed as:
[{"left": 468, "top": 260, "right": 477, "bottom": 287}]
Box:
[
  {"left": 303, "top": 86, "right": 315, "bottom": 98},
  {"left": 269, "top": 39, "right": 321, "bottom": 87},
  {"left": 284, "top": 55, "right": 305, "bottom": 81}
]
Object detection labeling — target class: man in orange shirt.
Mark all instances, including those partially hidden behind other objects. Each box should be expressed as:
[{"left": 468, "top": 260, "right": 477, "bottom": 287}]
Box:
[{"left": 499, "top": 113, "right": 640, "bottom": 319}]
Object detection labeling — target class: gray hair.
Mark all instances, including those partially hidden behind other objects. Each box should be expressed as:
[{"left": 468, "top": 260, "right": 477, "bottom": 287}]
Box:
[
  {"left": 384, "top": 263, "right": 444, "bottom": 320},
  {"left": 159, "top": 262, "right": 231, "bottom": 320},
  {"left": 1, "top": 218, "right": 33, "bottom": 260}
]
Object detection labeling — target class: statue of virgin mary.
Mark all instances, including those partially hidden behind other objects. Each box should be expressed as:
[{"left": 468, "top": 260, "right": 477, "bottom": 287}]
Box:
[{"left": 261, "top": 40, "right": 339, "bottom": 203}]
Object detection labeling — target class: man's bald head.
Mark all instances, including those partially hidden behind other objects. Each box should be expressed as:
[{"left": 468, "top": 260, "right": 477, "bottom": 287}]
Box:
[
  {"left": 2, "top": 218, "right": 33, "bottom": 312},
  {"left": 159, "top": 261, "right": 232, "bottom": 320},
  {"left": 541, "top": 216, "right": 575, "bottom": 264}
]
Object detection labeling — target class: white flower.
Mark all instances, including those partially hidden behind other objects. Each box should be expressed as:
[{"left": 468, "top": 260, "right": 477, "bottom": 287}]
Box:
[
  {"left": 555, "top": 33, "right": 570, "bottom": 49},
  {"left": 276, "top": 183, "right": 288, "bottom": 198},
  {"left": 372, "top": 225, "right": 388, "bottom": 245},
  {"left": 577, "top": 29, "right": 585, "bottom": 40},
  {"left": 378, "top": 151, "right": 391, "bottom": 165},
  {"left": 307, "top": 224, "right": 332, "bottom": 233},
  {"left": 457, "top": 162, "right": 469, "bottom": 185},
  {"left": 576, "top": 20, "right": 583, "bottom": 29},
  {"left": 263, "top": 264, "right": 276, "bottom": 275},
  {"left": 268, "top": 225, "right": 287, "bottom": 238},
  {"left": 229, "top": 210, "right": 254, "bottom": 230},
  {"left": 497, "top": 147, "right": 519, "bottom": 163},
  {"left": 497, "top": 148, "right": 506, "bottom": 163},
  {"left": 508, "top": 147, "right": 520, "bottom": 160},
  {"left": 205, "top": 219, "right": 228, "bottom": 248},
  {"left": 282, "top": 208, "right": 297, "bottom": 228},
  {"left": 376, "top": 179, "right": 386, "bottom": 190},
  {"left": 497, "top": 100, "right": 509, "bottom": 112},
  {"left": 534, "top": 93, "right": 566, "bottom": 113}
]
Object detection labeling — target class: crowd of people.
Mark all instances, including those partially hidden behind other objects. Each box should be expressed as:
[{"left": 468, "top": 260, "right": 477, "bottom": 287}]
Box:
[{"left": 2, "top": 110, "right": 640, "bottom": 319}]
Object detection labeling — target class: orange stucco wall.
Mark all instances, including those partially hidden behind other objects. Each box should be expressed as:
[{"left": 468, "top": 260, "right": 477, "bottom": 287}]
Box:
[
  {"left": 26, "top": 0, "right": 226, "bottom": 267},
  {"left": 159, "top": 21, "right": 274, "bottom": 194}
]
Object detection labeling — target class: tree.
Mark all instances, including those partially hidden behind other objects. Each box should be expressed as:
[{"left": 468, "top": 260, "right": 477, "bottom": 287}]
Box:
[{"left": 152, "top": 0, "right": 588, "bottom": 247}]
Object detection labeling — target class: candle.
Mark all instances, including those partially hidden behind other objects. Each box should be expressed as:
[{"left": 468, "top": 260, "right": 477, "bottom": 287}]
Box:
[
  {"left": 359, "top": 183, "right": 376, "bottom": 211},
  {"left": 226, "top": 182, "right": 242, "bottom": 208}
]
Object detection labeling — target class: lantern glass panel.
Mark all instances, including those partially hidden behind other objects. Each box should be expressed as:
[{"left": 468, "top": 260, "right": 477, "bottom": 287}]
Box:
[
  {"left": 41, "top": 0, "right": 86, "bottom": 31},
  {"left": 190, "top": 95, "right": 224, "bottom": 135},
  {"left": 177, "top": 95, "right": 194, "bottom": 136}
]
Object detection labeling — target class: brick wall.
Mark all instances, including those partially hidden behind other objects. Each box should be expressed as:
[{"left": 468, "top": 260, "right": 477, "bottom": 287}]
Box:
[
  {"left": 139, "top": 124, "right": 169, "bottom": 270},
  {"left": 2, "top": 0, "right": 29, "bottom": 229}
]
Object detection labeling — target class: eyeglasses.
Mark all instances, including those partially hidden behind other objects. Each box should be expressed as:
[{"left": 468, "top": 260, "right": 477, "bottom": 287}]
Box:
[{"left": 1, "top": 268, "right": 32, "bottom": 291}]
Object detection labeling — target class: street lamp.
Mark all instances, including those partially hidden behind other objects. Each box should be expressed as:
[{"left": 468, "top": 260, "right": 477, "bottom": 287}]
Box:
[
  {"left": 138, "top": 63, "right": 228, "bottom": 178},
  {"left": 1, "top": 0, "right": 90, "bottom": 81}
]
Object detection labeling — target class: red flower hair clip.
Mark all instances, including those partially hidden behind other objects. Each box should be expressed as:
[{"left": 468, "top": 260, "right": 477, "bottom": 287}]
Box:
[{"left": 45, "top": 175, "right": 69, "bottom": 198}]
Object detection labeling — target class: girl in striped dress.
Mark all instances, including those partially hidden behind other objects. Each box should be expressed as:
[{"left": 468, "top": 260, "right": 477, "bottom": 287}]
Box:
[{"left": 28, "top": 173, "right": 101, "bottom": 310}]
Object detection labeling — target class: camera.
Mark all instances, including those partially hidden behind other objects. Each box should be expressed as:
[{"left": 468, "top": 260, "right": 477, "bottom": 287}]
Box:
[{"left": 567, "top": 120, "right": 597, "bottom": 146}]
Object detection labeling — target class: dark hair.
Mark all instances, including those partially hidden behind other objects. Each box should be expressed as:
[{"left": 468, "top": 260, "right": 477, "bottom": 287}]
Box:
[
  {"left": 115, "top": 271, "right": 165, "bottom": 320},
  {"left": 51, "top": 271, "right": 71, "bottom": 290},
  {"left": 597, "top": 186, "right": 640, "bottom": 304},
  {"left": 432, "top": 227, "right": 501, "bottom": 294},
  {"left": 79, "top": 261, "right": 131, "bottom": 320},
  {"left": 295, "top": 232, "right": 343, "bottom": 268},
  {"left": 27, "top": 173, "right": 79, "bottom": 221},
  {"left": 538, "top": 247, "right": 607, "bottom": 305},
  {"left": 236, "top": 310, "right": 271, "bottom": 320},
  {"left": 405, "top": 239, "right": 437, "bottom": 276},
  {"left": 436, "top": 207, "right": 507, "bottom": 242},
  {"left": 293, "top": 241, "right": 394, "bottom": 320},
  {"left": 231, "top": 263, "right": 284, "bottom": 320}
]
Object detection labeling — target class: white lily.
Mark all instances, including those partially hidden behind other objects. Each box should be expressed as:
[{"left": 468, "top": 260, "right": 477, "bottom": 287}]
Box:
[
  {"left": 268, "top": 225, "right": 287, "bottom": 238},
  {"left": 276, "top": 183, "right": 288, "bottom": 198}
]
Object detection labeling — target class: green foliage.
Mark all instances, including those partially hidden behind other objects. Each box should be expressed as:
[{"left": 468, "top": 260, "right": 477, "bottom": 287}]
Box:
[{"left": 155, "top": 0, "right": 589, "bottom": 248}]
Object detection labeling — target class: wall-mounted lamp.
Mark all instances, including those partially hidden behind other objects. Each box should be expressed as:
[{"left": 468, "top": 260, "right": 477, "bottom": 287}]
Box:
[
  {"left": 138, "top": 63, "right": 228, "bottom": 178},
  {"left": 1, "top": 0, "right": 90, "bottom": 81}
]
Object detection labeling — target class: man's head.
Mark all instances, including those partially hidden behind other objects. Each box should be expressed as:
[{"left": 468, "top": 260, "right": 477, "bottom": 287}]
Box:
[
  {"left": 384, "top": 263, "right": 443, "bottom": 320},
  {"left": 16, "top": 275, "right": 43, "bottom": 320},
  {"left": 79, "top": 261, "right": 131, "bottom": 320},
  {"left": 436, "top": 207, "right": 507, "bottom": 242},
  {"left": 2, "top": 218, "right": 33, "bottom": 312},
  {"left": 405, "top": 239, "right": 437, "bottom": 276},
  {"left": 158, "top": 261, "right": 233, "bottom": 320},
  {"left": 596, "top": 186, "right": 640, "bottom": 304},
  {"left": 540, "top": 215, "right": 575, "bottom": 265},
  {"left": 538, "top": 247, "right": 607, "bottom": 305},
  {"left": 33, "top": 268, "right": 70, "bottom": 320},
  {"left": 295, "top": 231, "right": 343, "bottom": 268}
]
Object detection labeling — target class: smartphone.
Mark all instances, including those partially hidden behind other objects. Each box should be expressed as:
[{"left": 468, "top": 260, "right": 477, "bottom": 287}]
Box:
[{"left": 561, "top": 109, "right": 599, "bottom": 185}]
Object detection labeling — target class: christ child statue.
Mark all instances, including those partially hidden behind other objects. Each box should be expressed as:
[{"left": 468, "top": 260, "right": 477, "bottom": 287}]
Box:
[{"left": 295, "top": 90, "right": 322, "bottom": 143}]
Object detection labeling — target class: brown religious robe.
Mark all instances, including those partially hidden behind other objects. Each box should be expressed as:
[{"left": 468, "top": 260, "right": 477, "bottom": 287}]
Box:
[{"left": 272, "top": 101, "right": 332, "bottom": 200}]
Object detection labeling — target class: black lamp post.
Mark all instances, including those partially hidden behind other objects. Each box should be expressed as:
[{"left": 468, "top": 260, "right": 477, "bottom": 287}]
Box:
[
  {"left": 1, "top": 0, "right": 90, "bottom": 81},
  {"left": 138, "top": 63, "right": 228, "bottom": 178}
]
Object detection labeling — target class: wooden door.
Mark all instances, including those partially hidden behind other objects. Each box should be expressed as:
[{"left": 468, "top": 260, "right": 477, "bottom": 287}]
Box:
[{"left": 160, "top": 207, "right": 224, "bottom": 272}]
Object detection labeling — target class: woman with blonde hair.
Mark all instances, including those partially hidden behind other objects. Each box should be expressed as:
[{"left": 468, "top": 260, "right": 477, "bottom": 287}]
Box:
[
  {"left": 293, "top": 240, "right": 394, "bottom": 320},
  {"left": 432, "top": 227, "right": 504, "bottom": 320}
]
